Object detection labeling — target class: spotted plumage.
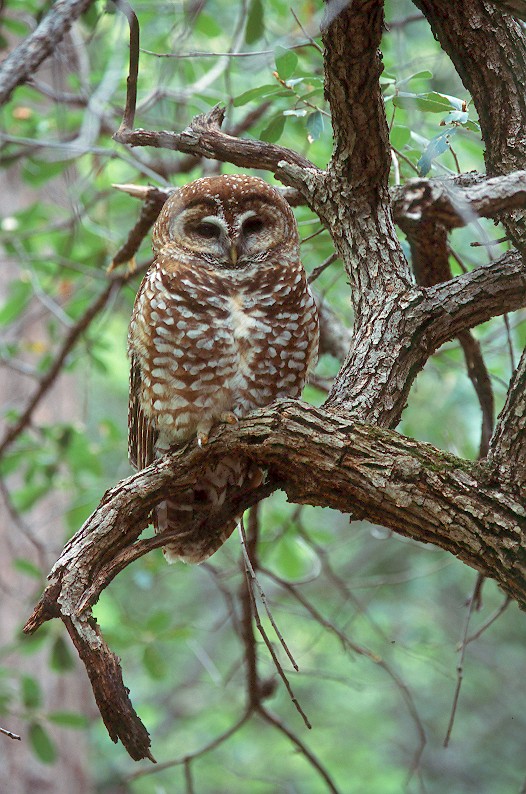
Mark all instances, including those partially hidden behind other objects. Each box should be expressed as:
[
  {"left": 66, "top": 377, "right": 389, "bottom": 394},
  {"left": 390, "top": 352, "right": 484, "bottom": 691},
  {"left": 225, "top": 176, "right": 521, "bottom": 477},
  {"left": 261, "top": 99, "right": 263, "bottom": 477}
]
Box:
[{"left": 128, "top": 174, "right": 319, "bottom": 563}]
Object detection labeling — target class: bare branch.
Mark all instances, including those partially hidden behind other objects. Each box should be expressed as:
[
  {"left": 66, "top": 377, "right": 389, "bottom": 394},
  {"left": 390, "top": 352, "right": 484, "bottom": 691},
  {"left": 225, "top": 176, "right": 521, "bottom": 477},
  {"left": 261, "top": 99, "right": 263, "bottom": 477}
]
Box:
[
  {"left": 0, "top": 0, "right": 97, "bottom": 107},
  {"left": 113, "top": 0, "right": 139, "bottom": 132},
  {"left": 392, "top": 172, "right": 526, "bottom": 233},
  {"left": 114, "top": 106, "right": 322, "bottom": 194},
  {"left": 0, "top": 727, "right": 21, "bottom": 741}
]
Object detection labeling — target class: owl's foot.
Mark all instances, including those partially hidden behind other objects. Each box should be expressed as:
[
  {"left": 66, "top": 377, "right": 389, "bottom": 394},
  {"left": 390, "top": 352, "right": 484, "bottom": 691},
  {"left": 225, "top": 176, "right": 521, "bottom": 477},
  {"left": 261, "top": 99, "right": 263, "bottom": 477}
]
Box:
[
  {"left": 196, "top": 413, "right": 238, "bottom": 447},
  {"left": 220, "top": 411, "right": 238, "bottom": 426}
]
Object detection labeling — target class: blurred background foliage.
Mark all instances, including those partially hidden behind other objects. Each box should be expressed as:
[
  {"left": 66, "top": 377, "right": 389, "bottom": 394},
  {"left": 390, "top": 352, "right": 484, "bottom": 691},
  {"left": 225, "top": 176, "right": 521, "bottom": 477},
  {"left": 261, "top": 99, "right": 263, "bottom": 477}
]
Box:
[{"left": 0, "top": 0, "right": 525, "bottom": 792}]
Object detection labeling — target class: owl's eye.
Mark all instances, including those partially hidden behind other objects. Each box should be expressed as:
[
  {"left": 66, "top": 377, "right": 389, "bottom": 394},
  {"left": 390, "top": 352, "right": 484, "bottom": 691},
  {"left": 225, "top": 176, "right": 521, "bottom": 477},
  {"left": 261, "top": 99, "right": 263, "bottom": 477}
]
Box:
[
  {"left": 194, "top": 222, "right": 221, "bottom": 239},
  {"left": 242, "top": 217, "right": 264, "bottom": 236}
]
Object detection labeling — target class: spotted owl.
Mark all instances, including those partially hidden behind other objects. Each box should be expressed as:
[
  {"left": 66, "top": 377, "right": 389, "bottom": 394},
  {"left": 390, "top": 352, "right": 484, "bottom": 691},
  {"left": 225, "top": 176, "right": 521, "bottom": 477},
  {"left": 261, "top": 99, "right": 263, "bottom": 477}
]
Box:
[{"left": 127, "top": 174, "right": 319, "bottom": 563}]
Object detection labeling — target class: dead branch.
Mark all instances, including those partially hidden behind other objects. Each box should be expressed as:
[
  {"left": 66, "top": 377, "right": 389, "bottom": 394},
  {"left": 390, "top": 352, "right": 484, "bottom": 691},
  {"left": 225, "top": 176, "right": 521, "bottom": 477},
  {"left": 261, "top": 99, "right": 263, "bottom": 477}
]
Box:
[
  {"left": 114, "top": 106, "right": 321, "bottom": 194},
  {"left": 0, "top": 0, "right": 97, "bottom": 107}
]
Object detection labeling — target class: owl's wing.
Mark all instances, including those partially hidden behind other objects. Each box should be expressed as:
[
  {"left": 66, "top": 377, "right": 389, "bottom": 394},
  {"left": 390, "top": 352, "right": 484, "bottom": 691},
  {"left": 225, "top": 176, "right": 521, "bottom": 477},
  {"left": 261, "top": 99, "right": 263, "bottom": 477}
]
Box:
[{"left": 128, "top": 353, "right": 157, "bottom": 470}]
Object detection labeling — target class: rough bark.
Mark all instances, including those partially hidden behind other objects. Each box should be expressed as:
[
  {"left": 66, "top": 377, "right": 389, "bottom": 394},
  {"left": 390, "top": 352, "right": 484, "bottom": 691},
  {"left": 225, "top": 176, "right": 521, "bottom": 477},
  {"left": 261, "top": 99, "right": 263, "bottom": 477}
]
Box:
[
  {"left": 0, "top": 0, "right": 96, "bottom": 106},
  {"left": 413, "top": 0, "right": 526, "bottom": 251},
  {"left": 14, "top": 0, "right": 526, "bottom": 763},
  {"left": 24, "top": 400, "right": 526, "bottom": 761}
]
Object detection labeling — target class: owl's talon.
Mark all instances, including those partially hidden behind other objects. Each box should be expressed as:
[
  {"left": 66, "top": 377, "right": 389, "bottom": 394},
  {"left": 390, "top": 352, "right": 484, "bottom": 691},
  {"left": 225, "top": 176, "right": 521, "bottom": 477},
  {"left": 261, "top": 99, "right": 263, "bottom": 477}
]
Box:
[
  {"left": 220, "top": 411, "right": 238, "bottom": 425},
  {"left": 197, "top": 433, "right": 209, "bottom": 447}
]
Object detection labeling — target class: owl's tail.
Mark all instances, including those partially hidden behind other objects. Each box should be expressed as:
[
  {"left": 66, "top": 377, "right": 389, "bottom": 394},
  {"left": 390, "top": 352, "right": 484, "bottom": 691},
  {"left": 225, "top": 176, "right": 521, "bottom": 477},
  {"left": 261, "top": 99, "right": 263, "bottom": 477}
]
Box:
[{"left": 154, "top": 456, "right": 263, "bottom": 564}]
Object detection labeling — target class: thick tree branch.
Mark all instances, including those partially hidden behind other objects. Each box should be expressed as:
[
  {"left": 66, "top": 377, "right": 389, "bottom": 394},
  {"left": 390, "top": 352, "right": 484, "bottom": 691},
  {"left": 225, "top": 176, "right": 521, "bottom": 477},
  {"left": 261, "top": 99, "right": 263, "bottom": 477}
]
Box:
[
  {"left": 0, "top": 0, "right": 96, "bottom": 107},
  {"left": 315, "top": 0, "right": 411, "bottom": 309},
  {"left": 23, "top": 400, "right": 526, "bottom": 760},
  {"left": 322, "top": 0, "right": 389, "bottom": 190},
  {"left": 488, "top": 345, "right": 526, "bottom": 489},
  {"left": 325, "top": 250, "right": 526, "bottom": 423},
  {"left": 392, "top": 171, "right": 526, "bottom": 236},
  {"left": 481, "top": 0, "right": 526, "bottom": 23},
  {"left": 413, "top": 0, "right": 526, "bottom": 251}
]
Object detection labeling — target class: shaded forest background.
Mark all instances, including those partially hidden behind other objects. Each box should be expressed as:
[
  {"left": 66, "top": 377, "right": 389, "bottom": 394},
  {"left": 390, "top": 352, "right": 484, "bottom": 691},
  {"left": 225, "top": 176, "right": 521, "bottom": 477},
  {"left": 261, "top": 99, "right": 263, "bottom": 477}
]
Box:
[{"left": 0, "top": 0, "right": 525, "bottom": 792}]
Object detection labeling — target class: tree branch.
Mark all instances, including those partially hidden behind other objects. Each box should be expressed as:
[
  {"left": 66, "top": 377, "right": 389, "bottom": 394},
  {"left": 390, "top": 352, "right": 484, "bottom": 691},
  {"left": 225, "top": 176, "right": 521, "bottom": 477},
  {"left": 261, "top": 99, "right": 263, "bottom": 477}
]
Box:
[
  {"left": 488, "top": 345, "right": 526, "bottom": 490},
  {"left": 114, "top": 106, "right": 322, "bottom": 194},
  {"left": 325, "top": 250, "right": 526, "bottom": 424},
  {"left": 392, "top": 172, "right": 526, "bottom": 234},
  {"left": 22, "top": 399, "right": 526, "bottom": 760},
  {"left": 413, "top": 0, "right": 526, "bottom": 251},
  {"left": 0, "top": 0, "right": 96, "bottom": 107}
]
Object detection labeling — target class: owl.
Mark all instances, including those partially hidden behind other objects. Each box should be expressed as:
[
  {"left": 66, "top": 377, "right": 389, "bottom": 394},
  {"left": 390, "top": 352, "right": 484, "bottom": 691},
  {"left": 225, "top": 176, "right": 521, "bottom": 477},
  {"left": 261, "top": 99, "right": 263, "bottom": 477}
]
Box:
[{"left": 127, "top": 174, "right": 319, "bottom": 563}]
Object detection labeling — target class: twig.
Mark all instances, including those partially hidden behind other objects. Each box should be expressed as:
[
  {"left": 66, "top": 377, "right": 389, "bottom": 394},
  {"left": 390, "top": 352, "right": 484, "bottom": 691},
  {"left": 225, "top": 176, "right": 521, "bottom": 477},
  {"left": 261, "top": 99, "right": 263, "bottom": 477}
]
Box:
[
  {"left": 239, "top": 520, "right": 311, "bottom": 729},
  {"left": 503, "top": 313, "right": 516, "bottom": 371},
  {"left": 258, "top": 707, "right": 339, "bottom": 793},
  {"left": 184, "top": 759, "right": 195, "bottom": 794},
  {"left": 239, "top": 509, "right": 261, "bottom": 707},
  {"left": 308, "top": 252, "right": 338, "bottom": 283},
  {"left": 0, "top": 726, "right": 21, "bottom": 741},
  {"left": 110, "top": 188, "right": 168, "bottom": 268},
  {"left": 444, "top": 573, "right": 480, "bottom": 747},
  {"left": 457, "top": 330, "right": 495, "bottom": 458},
  {"left": 261, "top": 564, "right": 427, "bottom": 777},
  {"left": 239, "top": 519, "right": 299, "bottom": 671},
  {"left": 290, "top": 7, "right": 324, "bottom": 54},
  {"left": 127, "top": 710, "right": 252, "bottom": 780},
  {"left": 466, "top": 596, "right": 511, "bottom": 644},
  {"left": 113, "top": 0, "right": 140, "bottom": 132}
]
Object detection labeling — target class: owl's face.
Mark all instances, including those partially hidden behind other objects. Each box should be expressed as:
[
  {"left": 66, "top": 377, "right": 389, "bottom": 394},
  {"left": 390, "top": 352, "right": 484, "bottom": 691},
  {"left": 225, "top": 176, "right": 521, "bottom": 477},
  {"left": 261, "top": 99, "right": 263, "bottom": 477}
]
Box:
[{"left": 152, "top": 174, "right": 298, "bottom": 269}]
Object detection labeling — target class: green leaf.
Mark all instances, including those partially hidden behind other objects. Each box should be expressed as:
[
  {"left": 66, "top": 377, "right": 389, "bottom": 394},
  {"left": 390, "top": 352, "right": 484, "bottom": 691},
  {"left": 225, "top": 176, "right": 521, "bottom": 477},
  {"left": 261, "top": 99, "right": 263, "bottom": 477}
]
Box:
[
  {"left": 233, "top": 84, "right": 280, "bottom": 107},
  {"left": 21, "top": 675, "right": 42, "bottom": 710},
  {"left": 29, "top": 722, "right": 57, "bottom": 764},
  {"left": 260, "top": 114, "right": 286, "bottom": 143},
  {"left": 463, "top": 119, "right": 481, "bottom": 133},
  {"left": 13, "top": 558, "right": 42, "bottom": 580},
  {"left": 395, "top": 70, "right": 433, "bottom": 88},
  {"left": 392, "top": 91, "right": 460, "bottom": 113},
  {"left": 441, "top": 110, "right": 469, "bottom": 125},
  {"left": 0, "top": 279, "right": 32, "bottom": 326},
  {"left": 50, "top": 636, "right": 75, "bottom": 672},
  {"left": 418, "top": 128, "right": 458, "bottom": 176},
  {"left": 193, "top": 13, "right": 221, "bottom": 38},
  {"left": 390, "top": 124, "right": 411, "bottom": 149},
  {"left": 47, "top": 711, "right": 88, "bottom": 729},
  {"left": 265, "top": 535, "right": 320, "bottom": 583},
  {"left": 275, "top": 46, "right": 298, "bottom": 80},
  {"left": 245, "top": 0, "right": 264, "bottom": 44},
  {"left": 143, "top": 645, "right": 168, "bottom": 680},
  {"left": 306, "top": 110, "right": 324, "bottom": 143}
]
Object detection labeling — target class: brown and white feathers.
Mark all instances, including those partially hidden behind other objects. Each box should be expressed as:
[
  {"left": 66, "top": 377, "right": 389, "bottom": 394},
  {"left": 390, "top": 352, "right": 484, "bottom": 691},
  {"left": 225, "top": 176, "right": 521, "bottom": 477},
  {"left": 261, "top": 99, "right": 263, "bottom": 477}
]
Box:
[{"left": 127, "top": 174, "right": 319, "bottom": 563}]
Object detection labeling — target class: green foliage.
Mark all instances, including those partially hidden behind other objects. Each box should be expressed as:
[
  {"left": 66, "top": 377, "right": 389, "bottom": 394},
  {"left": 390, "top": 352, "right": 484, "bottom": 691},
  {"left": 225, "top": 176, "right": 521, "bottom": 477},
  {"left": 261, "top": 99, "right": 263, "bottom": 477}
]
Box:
[{"left": 0, "top": 0, "right": 524, "bottom": 791}]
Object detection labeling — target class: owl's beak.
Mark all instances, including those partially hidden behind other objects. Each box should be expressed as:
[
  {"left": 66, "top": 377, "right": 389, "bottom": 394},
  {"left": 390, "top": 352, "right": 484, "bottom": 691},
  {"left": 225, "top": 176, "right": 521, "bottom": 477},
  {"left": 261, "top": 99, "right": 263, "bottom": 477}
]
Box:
[{"left": 229, "top": 242, "right": 238, "bottom": 265}]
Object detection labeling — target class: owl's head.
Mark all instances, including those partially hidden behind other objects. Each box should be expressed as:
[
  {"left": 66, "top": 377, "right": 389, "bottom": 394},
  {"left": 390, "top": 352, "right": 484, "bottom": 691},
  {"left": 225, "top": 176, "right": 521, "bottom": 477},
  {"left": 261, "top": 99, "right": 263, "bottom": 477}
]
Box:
[{"left": 152, "top": 174, "right": 298, "bottom": 268}]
